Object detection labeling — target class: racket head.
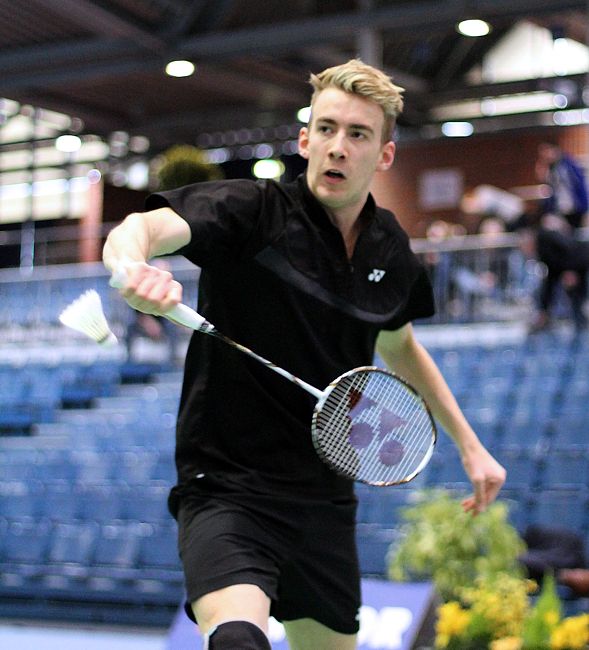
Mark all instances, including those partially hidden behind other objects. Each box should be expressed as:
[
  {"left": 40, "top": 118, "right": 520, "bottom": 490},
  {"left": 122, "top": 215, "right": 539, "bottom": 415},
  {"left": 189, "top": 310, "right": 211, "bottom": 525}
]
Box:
[{"left": 312, "top": 366, "right": 436, "bottom": 486}]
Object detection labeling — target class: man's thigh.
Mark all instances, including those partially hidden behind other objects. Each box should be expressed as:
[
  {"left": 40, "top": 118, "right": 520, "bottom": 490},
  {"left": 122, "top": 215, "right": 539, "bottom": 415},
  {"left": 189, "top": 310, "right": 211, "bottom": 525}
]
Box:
[
  {"left": 284, "top": 618, "right": 357, "bottom": 650},
  {"left": 192, "top": 584, "right": 271, "bottom": 634}
]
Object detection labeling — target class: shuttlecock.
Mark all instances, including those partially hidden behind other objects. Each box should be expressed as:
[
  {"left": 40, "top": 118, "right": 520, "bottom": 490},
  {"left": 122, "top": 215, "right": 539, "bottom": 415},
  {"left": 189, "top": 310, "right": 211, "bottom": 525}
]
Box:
[{"left": 59, "top": 290, "right": 118, "bottom": 346}]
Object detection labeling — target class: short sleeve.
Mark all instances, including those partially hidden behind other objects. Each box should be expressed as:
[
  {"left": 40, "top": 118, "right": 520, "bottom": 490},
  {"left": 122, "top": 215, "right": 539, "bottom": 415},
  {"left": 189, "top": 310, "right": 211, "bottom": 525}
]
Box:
[
  {"left": 145, "top": 179, "right": 267, "bottom": 267},
  {"left": 382, "top": 265, "right": 435, "bottom": 331}
]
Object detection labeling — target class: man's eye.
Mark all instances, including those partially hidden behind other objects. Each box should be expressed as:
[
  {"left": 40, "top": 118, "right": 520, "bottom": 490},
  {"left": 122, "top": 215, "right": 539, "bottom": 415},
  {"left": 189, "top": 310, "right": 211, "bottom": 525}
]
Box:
[{"left": 351, "top": 131, "right": 366, "bottom": 139}]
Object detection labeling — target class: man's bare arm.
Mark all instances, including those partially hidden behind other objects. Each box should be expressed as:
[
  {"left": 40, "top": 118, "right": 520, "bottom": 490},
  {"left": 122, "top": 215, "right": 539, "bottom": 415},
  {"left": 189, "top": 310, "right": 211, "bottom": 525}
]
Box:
[{"left": 103, "top": 207, "right": 191, "bottom": 315}]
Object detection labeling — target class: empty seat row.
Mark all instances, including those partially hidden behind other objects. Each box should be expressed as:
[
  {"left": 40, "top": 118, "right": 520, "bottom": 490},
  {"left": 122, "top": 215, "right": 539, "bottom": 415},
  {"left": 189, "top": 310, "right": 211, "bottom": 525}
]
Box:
[
  {"left": 0, "top": 448, "right": 176, "bottom": 484},
  {"left": 0, "top": 518, "right": 182, "bottom": 606},
  {"left": 0, "top": 480, "right": 172, "bottom": 524}
]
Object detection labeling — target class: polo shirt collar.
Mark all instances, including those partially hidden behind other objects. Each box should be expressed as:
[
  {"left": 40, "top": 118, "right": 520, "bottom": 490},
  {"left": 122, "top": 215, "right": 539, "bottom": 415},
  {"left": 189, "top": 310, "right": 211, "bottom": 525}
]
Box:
[{"left": 297, "top": 173, "right": 377, "bottom": 229}]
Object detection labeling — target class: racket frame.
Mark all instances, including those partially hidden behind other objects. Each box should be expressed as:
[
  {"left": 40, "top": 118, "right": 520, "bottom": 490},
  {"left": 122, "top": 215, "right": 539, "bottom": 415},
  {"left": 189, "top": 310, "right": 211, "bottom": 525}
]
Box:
[{"left": 311, "top": 366, "right": 437, "bottom": 486}]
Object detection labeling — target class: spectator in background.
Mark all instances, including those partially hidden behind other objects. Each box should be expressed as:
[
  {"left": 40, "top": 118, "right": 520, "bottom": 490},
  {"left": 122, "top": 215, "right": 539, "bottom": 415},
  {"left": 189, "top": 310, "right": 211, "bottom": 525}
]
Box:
[
  {"left": 423, "top": 220, "right": 454, "bottom": 317},
  {"left": 461, "top": 184, "right": 525, "bottom": 229},
  {"left": 536, "top": 142, "right": 588, "bottom": 230},
  {"left": 518, "top": 214, "right": 589, "bottom": 332}
]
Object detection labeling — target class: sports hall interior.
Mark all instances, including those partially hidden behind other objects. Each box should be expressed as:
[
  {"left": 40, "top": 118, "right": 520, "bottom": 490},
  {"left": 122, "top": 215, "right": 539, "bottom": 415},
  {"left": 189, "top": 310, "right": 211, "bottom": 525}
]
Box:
[{"left": 1, "top": 1, "right": 588, "bottom": 648}]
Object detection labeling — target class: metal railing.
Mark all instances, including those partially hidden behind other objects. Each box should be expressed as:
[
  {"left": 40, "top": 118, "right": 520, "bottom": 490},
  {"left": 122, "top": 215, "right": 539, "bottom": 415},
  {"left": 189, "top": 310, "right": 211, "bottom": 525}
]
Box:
[{"left": 1, "top": 231, "right": 544, "bottom": 339}]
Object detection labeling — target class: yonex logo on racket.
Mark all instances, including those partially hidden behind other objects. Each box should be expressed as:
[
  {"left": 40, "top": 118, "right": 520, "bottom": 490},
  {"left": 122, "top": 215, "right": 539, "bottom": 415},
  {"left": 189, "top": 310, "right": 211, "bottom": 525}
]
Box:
[{"left": 368, "top": 269, "right": 386, "bottom": 282}]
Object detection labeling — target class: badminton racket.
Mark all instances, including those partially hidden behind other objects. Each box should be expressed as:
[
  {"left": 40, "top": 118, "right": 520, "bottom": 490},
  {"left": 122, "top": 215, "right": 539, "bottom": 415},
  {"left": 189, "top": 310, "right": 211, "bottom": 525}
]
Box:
[{"left": 110, "top": 267, "right": 436, "bottom": 486}]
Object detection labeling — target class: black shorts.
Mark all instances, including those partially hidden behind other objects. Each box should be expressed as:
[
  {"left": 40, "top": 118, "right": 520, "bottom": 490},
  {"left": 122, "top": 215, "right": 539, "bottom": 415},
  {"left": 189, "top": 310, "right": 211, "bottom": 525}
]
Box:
[{"left": 176, "top": 479, "right": 360, "bottom": 635}]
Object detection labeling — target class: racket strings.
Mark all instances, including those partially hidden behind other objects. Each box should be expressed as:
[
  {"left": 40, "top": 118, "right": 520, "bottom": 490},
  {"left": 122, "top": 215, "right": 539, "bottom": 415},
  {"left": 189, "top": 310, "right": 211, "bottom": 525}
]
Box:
[
  {"left": 314, "top": 370, "right": 435, "bottom": 485},
  {"left": 369, "top": 375, "right": 432, "bottom": 479},
  {"left": 352, "top": 375, "right": 427, "bottom": 482}
]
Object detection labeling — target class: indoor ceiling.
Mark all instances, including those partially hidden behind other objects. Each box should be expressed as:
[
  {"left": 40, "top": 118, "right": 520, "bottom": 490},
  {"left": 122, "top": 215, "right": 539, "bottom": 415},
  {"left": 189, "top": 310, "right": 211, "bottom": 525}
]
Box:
[{"left": 0, "top": 0, "right": 587, "bottom": 155}]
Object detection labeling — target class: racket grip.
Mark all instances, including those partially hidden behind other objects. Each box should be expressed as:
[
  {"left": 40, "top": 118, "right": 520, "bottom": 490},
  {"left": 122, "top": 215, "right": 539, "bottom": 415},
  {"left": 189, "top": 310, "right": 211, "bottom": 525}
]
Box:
[{"left": 109, "top": 263, "right": 212, "bottom": 333}]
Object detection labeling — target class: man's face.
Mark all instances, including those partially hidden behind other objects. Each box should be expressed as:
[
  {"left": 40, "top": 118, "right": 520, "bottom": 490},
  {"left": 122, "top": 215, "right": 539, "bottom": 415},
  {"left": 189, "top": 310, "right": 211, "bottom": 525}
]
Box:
[{"left": 298, "top": 87, "right": 395, "bottom": 219}]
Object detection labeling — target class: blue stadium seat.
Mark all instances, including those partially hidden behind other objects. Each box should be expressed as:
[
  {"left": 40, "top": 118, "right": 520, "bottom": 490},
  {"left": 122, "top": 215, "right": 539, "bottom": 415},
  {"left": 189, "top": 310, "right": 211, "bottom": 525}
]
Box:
[
  {"left": 0, "top": 479, "right": 44, "bottom": 520},
  {"left": 70, "top": 450, "right": 116, "bottom": 483},
  {"left": 498, "top": 488, "right": 532, "bottom": 533},
  {"left": 549, "top": 415, "right": 588, "bottom": 449},
  {"left": 121, "top": 482, "right": 171, "bottom": 523},
  {"left": 356, "top": 524, "right": 398, "bottom": 577},
  {"left": 41, "top": 479, "right": 79, "bottom": 522},
  {"left": 134, "top": 523, "right": 183, "bottom": 602},
  {"left": 43, "top": 520, "right": 99, "bottom": 588},
  {"left": 0, "top": 519, "right": 52, "bottom": 586},
  {"left": 356, "top": 487, "right": 412, "bottom": 527},
  {"left": 429, "top": 449, "right": 467, "bottom": 486},
  {"left": 498, "top": 416, "right": 552, "bottom": 448},
  {"left": 91, "top": 522, "right": 142, "bottom": 578},
  {"left": 541, "top": 450, "right": 589, "bottom": 490},
  {"left": 528, "top": 490, "right": 589, "bottom": 532},
  {"left": 497, "top": 447, "right": 541, "bottom": 490},
  {"left": 0, "top": 449, "right": 44, "bottom": 481},
  {"left": 136, "top": 522, "right": 181, "bottom": 574},
  {"left": 150, "top": 453, "right": 176, "bottom": 482},
  {"left": 73, "top": 482, "right": 126, "bottom": 522},
  {"left": 118, "top": 449, "right": 159, "bottom": 484}
]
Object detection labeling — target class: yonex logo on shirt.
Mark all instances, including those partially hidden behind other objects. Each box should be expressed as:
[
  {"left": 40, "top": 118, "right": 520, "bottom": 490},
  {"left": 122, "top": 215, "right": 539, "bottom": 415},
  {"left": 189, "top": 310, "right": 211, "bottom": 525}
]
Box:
[{"left": 368, "top": 269, "right": 386, "bottom": 282}]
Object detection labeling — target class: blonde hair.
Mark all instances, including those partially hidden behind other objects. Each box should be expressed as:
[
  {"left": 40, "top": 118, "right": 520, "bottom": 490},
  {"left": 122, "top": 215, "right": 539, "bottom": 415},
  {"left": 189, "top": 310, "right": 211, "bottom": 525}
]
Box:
[{"left": 309, "top": 59, "right": 404, "bottom": 141}]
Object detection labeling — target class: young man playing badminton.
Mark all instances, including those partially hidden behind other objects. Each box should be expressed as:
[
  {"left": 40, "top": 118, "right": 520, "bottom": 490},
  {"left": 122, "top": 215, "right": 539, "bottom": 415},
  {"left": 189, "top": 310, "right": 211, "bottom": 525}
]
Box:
[{"left": 103, "top": 59, "right": 505, "bottom": 650}]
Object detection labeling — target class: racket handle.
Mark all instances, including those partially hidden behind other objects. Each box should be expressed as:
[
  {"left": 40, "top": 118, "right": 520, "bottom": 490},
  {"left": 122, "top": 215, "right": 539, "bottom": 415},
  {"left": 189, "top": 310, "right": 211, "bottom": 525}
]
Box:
[
  {"left": 163, "top": 302, "right": 211, "bottom": 332},
  {"left": 109, "top": 262, "right": 212, "bottom": 333}
]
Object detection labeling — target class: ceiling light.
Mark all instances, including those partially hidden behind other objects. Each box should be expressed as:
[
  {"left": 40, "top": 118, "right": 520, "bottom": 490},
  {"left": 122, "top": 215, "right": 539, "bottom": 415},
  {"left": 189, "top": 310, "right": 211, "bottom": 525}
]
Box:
[
  {"left": 553, "top": 108, "right": 589, "bottom": 126},
  {"left": 297, "top": 106, "right": 311, "bottom": 123},
  {"left": 552, "top": 94, "right": 568, "bottom": 109},
  {"left": 441, "top": 122, "right": 474, "bottom": 137},
  {"left": 252, "top": 159, "right": 285, "bottom": 179},
  {"left": 87, "top": 169, "right": 102, "bottom": 184},
  {"left": 433, "top": 91, "right": 559, "bottom": 121},
  {"left": 55, "top": 134, "right": 82, "bottom": 152},
  {"left": 165, "top": 60, "right": 195, "bottom": 78},
  {"left": 457, "top": 19, "right": 491, "bottom": 37}
]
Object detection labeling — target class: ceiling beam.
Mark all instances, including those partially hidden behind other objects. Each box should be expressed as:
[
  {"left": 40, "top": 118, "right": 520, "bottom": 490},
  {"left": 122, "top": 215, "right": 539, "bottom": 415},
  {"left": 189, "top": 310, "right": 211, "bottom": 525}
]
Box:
[
  {"left": 31, "top": 0, "right": 166, "bottom": 51},
  {"left": 1, "top": 0, "right": 584, "bottom": 93},
  {"left": 415, "top": 73, "right": 587, "bottom": 107}
]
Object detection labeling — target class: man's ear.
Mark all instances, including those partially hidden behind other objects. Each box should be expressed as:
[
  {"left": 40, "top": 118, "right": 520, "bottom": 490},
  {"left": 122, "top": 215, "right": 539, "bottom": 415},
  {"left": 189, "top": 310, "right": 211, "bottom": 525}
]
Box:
[
  {"left": 377, "top": 141, "right": 395, "bottom": 172},
  {"left": 298, "top": 126, "right": 310, "bottom": 160}
]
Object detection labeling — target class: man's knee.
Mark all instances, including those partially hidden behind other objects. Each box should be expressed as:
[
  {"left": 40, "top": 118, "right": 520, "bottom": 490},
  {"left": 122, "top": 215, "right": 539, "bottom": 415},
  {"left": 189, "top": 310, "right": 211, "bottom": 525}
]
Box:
[{"left": 204, "top": 620, "right": 272, "bottom": 650}]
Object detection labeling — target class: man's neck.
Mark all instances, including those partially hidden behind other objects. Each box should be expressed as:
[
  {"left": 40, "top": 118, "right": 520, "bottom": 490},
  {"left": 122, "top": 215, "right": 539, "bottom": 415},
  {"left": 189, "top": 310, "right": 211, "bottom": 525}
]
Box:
[{"left": 326, "top": 207, "right": 364, "bottom": 260}]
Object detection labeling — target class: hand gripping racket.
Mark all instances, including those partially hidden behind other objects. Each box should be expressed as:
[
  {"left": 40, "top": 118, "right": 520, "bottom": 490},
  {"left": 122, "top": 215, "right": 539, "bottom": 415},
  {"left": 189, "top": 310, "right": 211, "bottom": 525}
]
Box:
[{"left": 111, "top": 270, "right": 436, "bottom": 486}]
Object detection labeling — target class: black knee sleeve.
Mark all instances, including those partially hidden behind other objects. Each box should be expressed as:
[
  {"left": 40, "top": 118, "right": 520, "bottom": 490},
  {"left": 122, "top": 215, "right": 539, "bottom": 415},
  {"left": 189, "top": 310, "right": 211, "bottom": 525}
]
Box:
[{"left": 204, "top": 620, "right": 271, "bottom": 650}]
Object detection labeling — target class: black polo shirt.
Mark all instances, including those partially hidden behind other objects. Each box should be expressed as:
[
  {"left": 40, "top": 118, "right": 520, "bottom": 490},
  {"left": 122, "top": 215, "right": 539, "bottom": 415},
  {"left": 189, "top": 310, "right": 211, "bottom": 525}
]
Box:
[{"left": 146, "top": 175, "right": 434, "bottom": 507}]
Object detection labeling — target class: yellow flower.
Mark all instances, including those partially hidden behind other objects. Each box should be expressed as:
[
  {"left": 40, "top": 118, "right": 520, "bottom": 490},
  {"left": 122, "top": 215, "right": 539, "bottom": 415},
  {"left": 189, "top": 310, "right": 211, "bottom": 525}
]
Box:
[
  {"left": 550, "top": 613, "right": 589, "bottom": 650},
  {"left": 435, "top": 601, "right": 471, "bottom": 647},
  {"left": 490, "top": 637, "right": 523, "bottom": 650},
  {"left": 462, "top": 574, "right": 530, "bottom": 639}
]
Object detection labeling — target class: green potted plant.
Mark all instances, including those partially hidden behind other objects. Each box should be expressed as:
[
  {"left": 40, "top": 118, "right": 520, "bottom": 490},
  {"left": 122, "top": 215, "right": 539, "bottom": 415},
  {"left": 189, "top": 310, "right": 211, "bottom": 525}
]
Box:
[
  {"left": 387, "top": 490, "right": 589, "bottom": 649},
  {"left": 387, "top": 489, "right": 525, "bottom": 602}
]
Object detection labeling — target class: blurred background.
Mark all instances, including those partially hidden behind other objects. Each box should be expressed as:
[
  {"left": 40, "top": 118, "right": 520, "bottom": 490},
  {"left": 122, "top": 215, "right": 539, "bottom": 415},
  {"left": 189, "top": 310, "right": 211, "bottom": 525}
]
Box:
[{"left": 1, "top": 1, "right": 589, "bottom": 648}]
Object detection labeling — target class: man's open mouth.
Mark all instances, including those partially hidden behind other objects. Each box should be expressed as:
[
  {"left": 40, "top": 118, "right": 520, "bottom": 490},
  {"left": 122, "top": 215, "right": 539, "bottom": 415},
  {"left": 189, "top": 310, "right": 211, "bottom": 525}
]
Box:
[{"left": 325, "top": 169, "right": 345, "bottom": 179}]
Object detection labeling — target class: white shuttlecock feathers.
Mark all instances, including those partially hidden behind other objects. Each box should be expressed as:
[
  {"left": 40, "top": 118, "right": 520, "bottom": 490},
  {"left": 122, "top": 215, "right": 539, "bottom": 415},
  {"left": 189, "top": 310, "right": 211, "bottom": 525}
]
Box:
[{"left": 59, "top": 290, "right": 118, "bottom": 346}]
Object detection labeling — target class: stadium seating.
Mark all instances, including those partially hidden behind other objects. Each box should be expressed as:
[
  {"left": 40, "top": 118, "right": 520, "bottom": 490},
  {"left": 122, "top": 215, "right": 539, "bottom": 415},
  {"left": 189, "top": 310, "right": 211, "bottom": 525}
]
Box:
[{"left": 1, "top": 288, "right": 589, "bottom": 624}]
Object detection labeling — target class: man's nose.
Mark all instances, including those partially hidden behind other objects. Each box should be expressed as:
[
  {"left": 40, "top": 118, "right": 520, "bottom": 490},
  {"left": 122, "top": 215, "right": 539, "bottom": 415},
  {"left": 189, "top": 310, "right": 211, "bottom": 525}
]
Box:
[{"left": 328, "top": 132, "right": 347, "bottom": 159}]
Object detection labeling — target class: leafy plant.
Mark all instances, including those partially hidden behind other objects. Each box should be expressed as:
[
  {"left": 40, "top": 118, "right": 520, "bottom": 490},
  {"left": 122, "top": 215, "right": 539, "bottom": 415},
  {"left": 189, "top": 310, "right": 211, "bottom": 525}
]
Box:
[
  {"left": 521, "top": 573, "right": 561, "bottom": 649},
  {"left": 387, "top": 489, "right": 526, "bottom": 602},
  {"left": 154, "top": 144, "right": 224, "bottom": 191}
]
